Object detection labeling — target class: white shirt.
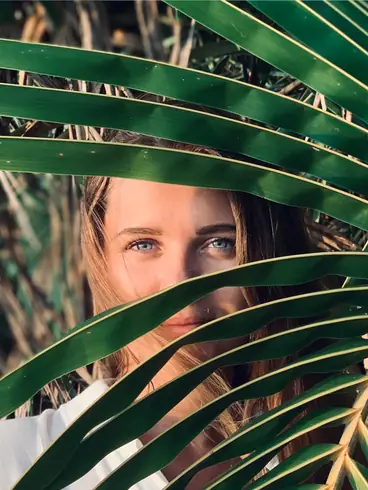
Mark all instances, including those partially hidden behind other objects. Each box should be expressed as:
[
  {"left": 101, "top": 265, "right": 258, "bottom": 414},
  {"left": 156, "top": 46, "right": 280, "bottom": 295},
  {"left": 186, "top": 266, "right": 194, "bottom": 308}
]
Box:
[{"left": 0, "top": 381, "right": 168, "bottom": 489}]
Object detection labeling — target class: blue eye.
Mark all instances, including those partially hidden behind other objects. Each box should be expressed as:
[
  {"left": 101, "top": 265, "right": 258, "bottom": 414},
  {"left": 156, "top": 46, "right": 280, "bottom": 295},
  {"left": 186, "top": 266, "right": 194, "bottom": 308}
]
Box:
[
  {"left": 130, "top": 240, "right": 154, "bottom": 252},
  {"left": 208, "top": 238, "right": 234, "bottom": 250}
]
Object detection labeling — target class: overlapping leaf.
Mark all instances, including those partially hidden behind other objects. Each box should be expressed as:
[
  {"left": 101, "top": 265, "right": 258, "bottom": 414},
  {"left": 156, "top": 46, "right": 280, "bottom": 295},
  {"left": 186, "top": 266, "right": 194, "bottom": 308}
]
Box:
[
  {"left": 206, "top": 408, "right": 356, "bottom": 489},
  {"left": 1, "top": 0, "right": 368, "bottom": 488},
  {"left": 90, "top": 340, "right": 368, "bottom": 490},
  {"left": 14, "top": 296, "right": 368, "bottom": 488},
  {"left": 165, "top": 0, "right": 368, "bottom": 122},
  {"left": 3, "top": 252, "right": 367, "bottom": 419},
  {"left": 248, "top": 0, "right": 368, "bottom": 84},
  {"left": 0, "top": 39, "right": 367, "bottom": 161},
  {"left": 306, "top": 0, "right": 368, "bottom": 50},
  {"left": 1, "top": 85, "right": 368, "bottom": 194},
  {"left": 1, "top": 139, "right": 368, "bottom": 231}
]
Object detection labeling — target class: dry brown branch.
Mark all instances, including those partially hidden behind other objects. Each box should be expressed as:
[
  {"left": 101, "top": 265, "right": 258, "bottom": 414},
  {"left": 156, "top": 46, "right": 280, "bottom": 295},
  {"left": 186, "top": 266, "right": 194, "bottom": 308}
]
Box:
[
  {"left": 147, "top": 0, "right": 164, "bottom": 61},
  {"left": 344, "top": 109, "right": 353, "bottom": 122},
  {"left": 14, "top": 399, "right": 31, "bottom": 418},
  {"left": 168, "top": 6, "right": 182, "bottom": 65},
  {"left": 278, "top": 79, "right": 301, "bottom": 95},
  {"left": 179, "top": 19, "right": 196, "bottom": 68},
  {"left": 76, "top": 0, "right": 93, "bottom": 50},
  {"left": 88, "top": 126, "right": 103, "bottom": 142},
  {"left": 313, "top": 92, "right": 327, "bottom": 111},
  {"left": 135, "top": 0, "right": 153, "bottom": 59},
  {"left": 308, "top": 220, "right": 360, "bottom": 252}
]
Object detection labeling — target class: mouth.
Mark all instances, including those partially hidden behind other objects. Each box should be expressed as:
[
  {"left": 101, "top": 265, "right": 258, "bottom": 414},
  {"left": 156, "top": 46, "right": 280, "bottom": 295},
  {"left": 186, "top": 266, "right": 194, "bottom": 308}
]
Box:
[{"left": 161, "top": 317, "right": 214, "bottom": 339}]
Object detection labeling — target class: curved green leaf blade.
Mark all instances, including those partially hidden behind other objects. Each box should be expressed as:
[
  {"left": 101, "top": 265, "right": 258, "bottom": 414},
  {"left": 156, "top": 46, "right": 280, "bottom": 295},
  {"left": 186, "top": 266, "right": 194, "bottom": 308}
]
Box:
[
  {"left": 358, "top": 418, "right": 368, "bottom": 460},
  {"left": 207, "top": 408, "right": 356, "bottom": 489},
  {"left": 324, "top": 383, "right": 368, "bottom": 489},
  {"left": 0, "top": 252, "right": 368, "bottom": 417},
  {"left": 1, "top": 84, "right": 368, "bottom": 193},
  {"left": 328, "top": 0, "right": 368, "bottom": 33},
  {"left": 1, "top": 4, "right": 367, "bottom": 489},
  {"left": 0, "top": 39, "right": 366, "bottom": 160},
  {"left": 1, "top": 138, "right": 368, "bottom": 230},
  {"left": 248, "top": 0, "right": 368, "bottom": 84},
  {"left": 162, "top": 315, "right": 368, "bottom": 489},
  {"left": 354, "top": 1, "right": 368, "bottom": 14},
  {"left": 306, "top": 0, "right": 368, "bottom": 50},
  {"left": 246, "top": 444, "right": 342, "bottom": 490},
  {"left": 165, "top": 0, "right": 368, "bottom": 122},
  {"left": 31, "top": 315, "right": 368, "bottom": 490},
  {"left": 2, "top": 251, "right": 367, "bottom": 418},
  {"left": 14, "top": 310, "right": 368, "bottom": 488},
  {"left": 91, "top": 340, "right": 368, "bottom": 490},
  {"left": 345, "top": 457, "right": 368, "bottom": 490}
]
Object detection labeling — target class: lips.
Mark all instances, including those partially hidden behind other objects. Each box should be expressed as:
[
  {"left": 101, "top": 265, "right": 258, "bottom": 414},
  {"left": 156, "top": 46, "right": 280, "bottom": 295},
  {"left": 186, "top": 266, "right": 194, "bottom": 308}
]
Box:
[{"left": 161, "top": 316, "right": 214, "bottom": 339}]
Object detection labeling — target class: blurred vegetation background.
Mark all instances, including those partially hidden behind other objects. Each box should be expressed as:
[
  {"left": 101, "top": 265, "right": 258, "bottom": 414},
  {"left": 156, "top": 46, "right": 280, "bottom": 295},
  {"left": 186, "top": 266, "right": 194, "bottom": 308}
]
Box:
[{"left": 0, "top": 0, "right": 364, "bottom": 377}]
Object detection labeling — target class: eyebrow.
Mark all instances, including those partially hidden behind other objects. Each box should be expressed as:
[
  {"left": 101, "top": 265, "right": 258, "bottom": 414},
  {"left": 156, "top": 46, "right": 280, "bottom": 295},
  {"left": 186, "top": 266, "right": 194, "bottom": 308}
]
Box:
[
  {"left": 196, "top": 223, "right": 236, "bottom": 235},
  {"left": 114, "top": 223, "right": 236, "bottom": 241},
  {"left": 114, "top": 227, "right": 163, "bottom": 240}
]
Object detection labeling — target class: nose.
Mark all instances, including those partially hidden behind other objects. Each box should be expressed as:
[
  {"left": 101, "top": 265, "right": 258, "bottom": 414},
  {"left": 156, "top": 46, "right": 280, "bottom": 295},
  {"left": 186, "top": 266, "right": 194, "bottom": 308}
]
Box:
[{"left": 158, "top": 247, "right": 200, "bottom": 291}]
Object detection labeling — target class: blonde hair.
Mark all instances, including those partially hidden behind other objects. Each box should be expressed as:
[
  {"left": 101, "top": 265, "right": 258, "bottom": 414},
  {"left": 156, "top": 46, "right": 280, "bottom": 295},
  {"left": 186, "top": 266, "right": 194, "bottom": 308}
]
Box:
[{"left": 81, "top": 132, "right": 318, "bottom": 467}]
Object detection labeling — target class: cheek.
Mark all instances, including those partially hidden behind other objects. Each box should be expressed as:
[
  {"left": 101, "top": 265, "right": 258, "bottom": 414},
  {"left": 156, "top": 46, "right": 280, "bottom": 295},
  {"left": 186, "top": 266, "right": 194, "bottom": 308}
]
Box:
[
  {"left": 210, "top": 286, "right": 247, "bottom": 315},
  {"left": 199, "top": 287, "right": 247, "bottom": 360},
  {"left": 107, "top": 253, "right": 161, "bottom": 301},
  {"left": 202, "top": 254, "right": 237, "bottom": 275}
]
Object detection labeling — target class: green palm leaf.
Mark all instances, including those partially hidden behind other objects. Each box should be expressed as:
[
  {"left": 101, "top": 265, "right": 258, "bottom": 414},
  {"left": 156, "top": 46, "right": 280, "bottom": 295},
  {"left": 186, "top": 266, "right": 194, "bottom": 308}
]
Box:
[
  {"left": 0, "top": 39, "right": 367, "bottom": 160},
  {"left": 58, "top": 339, "right": 368, "bottom": 490},
  {"left": 1, "top": 139, "right": 368, "bottom": 230},
  {"left": 2, "top": 252, "right": 367, "bottom": 417},
  {"left": 346, "top": 458, "right": 368, "bottom": 490},
  {"left": 207, "top": 407, "right": 355, "bottom": 489},
  {"left": 325, "top": 0, "right": 368, "bottom": 33},
  {"left": 248, "top": 0, "right": 368, "bottom": 84},
  {"left": 39, "top": 329, "right": 368, "bottom": 490},
  {"left": 245, "top": 444, "right": 342, "bottom": 490},
  {"left": 1, "top": 0, "right": 368, "bottom": 488},
  {"left": 306, "top": 1, "right": 368, "bottom": 50},
  {"left": 166, "top": 376, "right": 365, "bottom": 490},
  {"left": 1, "top": 85, "right": 367, "bottom": 194},
  {"left": 166, "top": 0, "right": 367, "bottom": 120}
]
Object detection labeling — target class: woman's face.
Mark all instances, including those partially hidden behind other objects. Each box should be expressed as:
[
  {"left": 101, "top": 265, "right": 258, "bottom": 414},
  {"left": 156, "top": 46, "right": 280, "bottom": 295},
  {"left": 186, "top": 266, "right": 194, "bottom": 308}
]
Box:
[{"left": 104, "top": 178, "right": 247, "bottom": 358}]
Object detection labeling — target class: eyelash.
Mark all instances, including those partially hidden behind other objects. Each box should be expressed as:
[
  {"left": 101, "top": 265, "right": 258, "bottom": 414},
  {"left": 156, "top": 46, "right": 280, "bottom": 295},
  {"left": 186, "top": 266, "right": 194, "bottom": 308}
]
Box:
[
  {"left": 127, "top": 239, "right": 157, "bottom": 252},
  {"left": 126, "top": 237, "right": 235, "bottom": 253},
  {"left": 206, "top": 237, "right": 235, "bottom": 250}
]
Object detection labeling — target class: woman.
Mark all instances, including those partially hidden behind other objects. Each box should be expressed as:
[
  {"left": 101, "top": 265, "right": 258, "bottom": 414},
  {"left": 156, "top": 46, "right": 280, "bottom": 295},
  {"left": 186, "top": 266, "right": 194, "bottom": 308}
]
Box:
[{"left": 0, "top": 132, "right": 326, "bottom": 489}]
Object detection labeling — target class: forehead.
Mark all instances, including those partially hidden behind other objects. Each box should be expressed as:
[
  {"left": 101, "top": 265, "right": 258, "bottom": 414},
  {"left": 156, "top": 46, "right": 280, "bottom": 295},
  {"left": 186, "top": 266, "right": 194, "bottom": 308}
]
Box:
[{"left": 105, "top": 178, "right": 234, "bottom": 232}]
